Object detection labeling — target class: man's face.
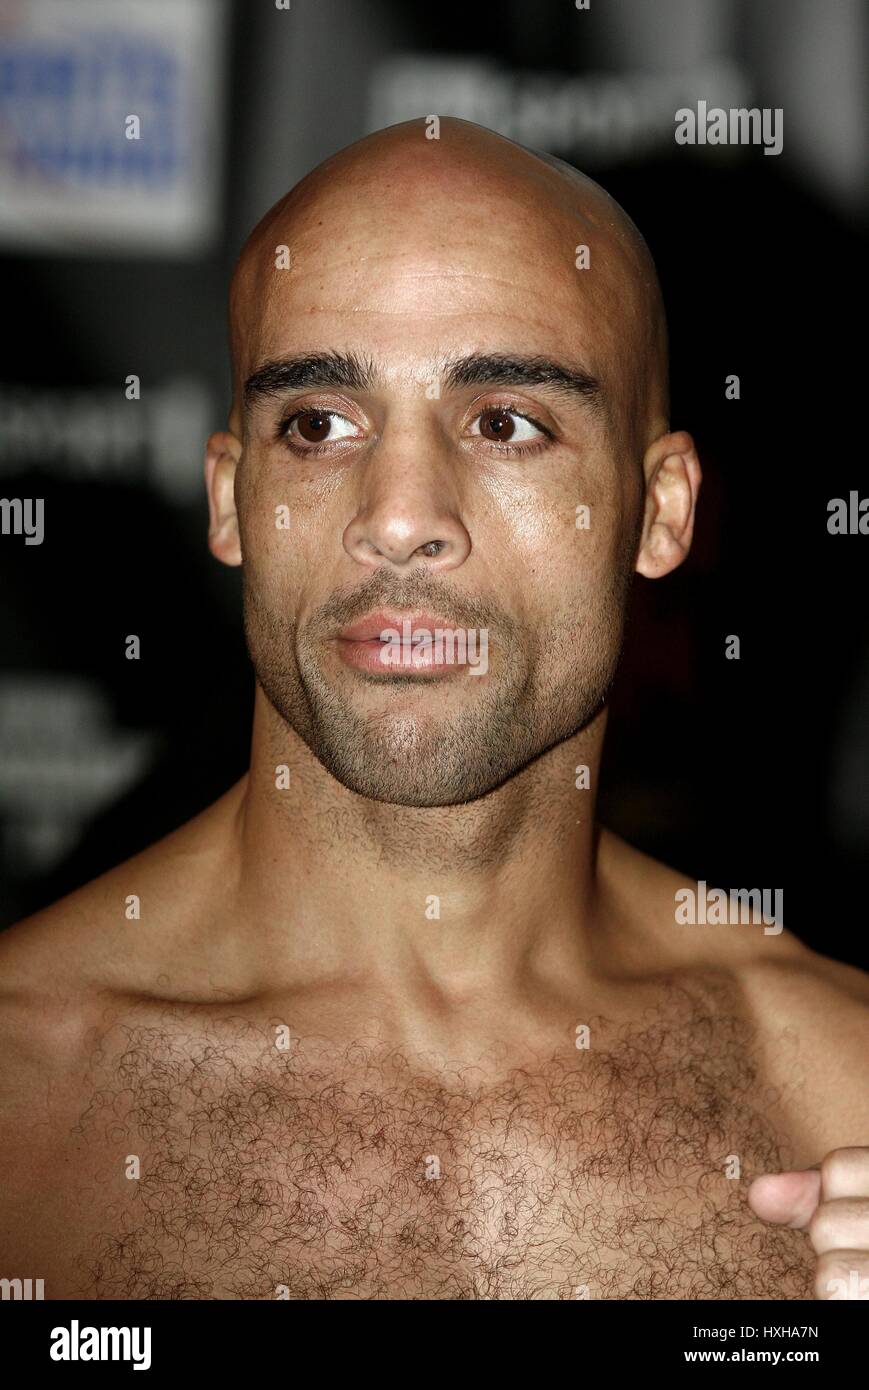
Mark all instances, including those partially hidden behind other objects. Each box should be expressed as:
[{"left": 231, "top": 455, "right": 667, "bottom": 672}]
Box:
[{"left": 232, "top": 156, "right": 646, "bottom": 806}]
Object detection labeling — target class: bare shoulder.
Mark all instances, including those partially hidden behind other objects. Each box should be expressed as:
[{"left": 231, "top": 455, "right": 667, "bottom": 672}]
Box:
[
  {"left": 0, "top": 790, "right": 236, "bottom": 1279},
  {"left": 729, "top": 943, "right": 869, "bottom": 1163},
  {"left": 597, "top": 828, "right": 869, "bottom": 1152},
  {"left": 735, "top": 942, "right": 869, "bottom": 1076},
  {"left": 0, "top": 780, "right": 247, "bottom": 1207},
  {"left": 0, "top": 777, "right": 245, "bottom": 1009},
  {"left": 595, "top": 827, "right": 812, "bottom": 970},
  {"left": 0, "top": 778, "right": 247, "bottom": 1181}
]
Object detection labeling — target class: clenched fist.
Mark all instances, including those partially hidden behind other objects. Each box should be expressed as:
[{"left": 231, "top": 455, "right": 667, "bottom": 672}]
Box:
[{"left": 749, "top": 1147, "right": 869, "bottom": 1299}]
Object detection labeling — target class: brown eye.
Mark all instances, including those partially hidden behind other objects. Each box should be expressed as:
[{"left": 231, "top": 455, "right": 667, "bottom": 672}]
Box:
[
  {"left": 283, "top": 409, "right": 359, "bottom": 448},
  {"left": 296, "top": 410, "right": 332, "bottom": 442},
  {"left": 479, "top": 408, "right": 516, "bottom": 442},
  {"left": 470, "top": 407, "right": 547, "bottom": 447}
]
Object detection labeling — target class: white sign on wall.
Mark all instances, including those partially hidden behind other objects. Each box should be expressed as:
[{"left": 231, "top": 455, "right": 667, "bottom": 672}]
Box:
[{"left": 0, "top": 0, "right": 227, "bottom": 255}]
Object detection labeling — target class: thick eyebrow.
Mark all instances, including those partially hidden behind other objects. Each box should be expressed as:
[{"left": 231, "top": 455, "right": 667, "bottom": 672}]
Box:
[
  {"left": 243, "top": 349, "right": 602, "bottom": 412},
  {"left": 244, "top": 350, "right": 377, "bottom": 407},
  {"left": 441, "top": 352, "right": 603, "bottom": 411}
]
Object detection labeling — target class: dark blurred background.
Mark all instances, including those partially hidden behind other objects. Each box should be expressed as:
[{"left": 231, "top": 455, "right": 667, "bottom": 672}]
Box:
[{"left": 0, "top": 0, "right": 866, "bottom": 967}]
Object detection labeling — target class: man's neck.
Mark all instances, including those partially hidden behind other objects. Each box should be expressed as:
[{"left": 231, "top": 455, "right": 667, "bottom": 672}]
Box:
[{"left": 224, "top": 687, "right": 609, "bottom": 998}]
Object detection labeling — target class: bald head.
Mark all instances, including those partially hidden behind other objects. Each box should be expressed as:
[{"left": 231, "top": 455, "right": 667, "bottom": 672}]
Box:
[{"left": 227, "top": 117, "right": 669, "bottom": 450}]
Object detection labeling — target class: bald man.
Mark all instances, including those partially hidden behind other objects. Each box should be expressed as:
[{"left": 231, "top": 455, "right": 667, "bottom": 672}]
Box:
[{"left": 1, "top": 119, "right": 867, "bottom": 1303}]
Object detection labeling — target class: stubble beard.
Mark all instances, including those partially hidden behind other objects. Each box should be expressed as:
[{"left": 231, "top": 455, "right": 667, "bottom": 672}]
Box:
[{"left": 241, "top": 567, "right": 633, "bottom": 808}]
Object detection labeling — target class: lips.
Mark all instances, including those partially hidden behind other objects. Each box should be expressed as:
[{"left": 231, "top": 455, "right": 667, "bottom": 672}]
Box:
[
  {"left": 333, "top": 610, "right": 472, "bottom": 676},
  {"left": 336, "top": 611, "right": 457, "bottom": 643}
]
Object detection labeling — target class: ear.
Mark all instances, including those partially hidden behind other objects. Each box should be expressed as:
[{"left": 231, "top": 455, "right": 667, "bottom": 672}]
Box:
[
  {"left": 204, "top": 430, "right": 242, "bottom": 566},
  {"left": 635, "top": 430, "right": 702, "bottom": 579}
]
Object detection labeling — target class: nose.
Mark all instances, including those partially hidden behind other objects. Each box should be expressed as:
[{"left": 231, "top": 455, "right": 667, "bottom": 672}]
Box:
[{"left": 342, "top": 426, "right": 471, "bottom": 572}]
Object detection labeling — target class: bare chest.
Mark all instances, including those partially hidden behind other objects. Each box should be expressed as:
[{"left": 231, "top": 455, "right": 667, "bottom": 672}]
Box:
[{"left": 40, "top": 1010, "right": 814, "bottom": 1301}]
